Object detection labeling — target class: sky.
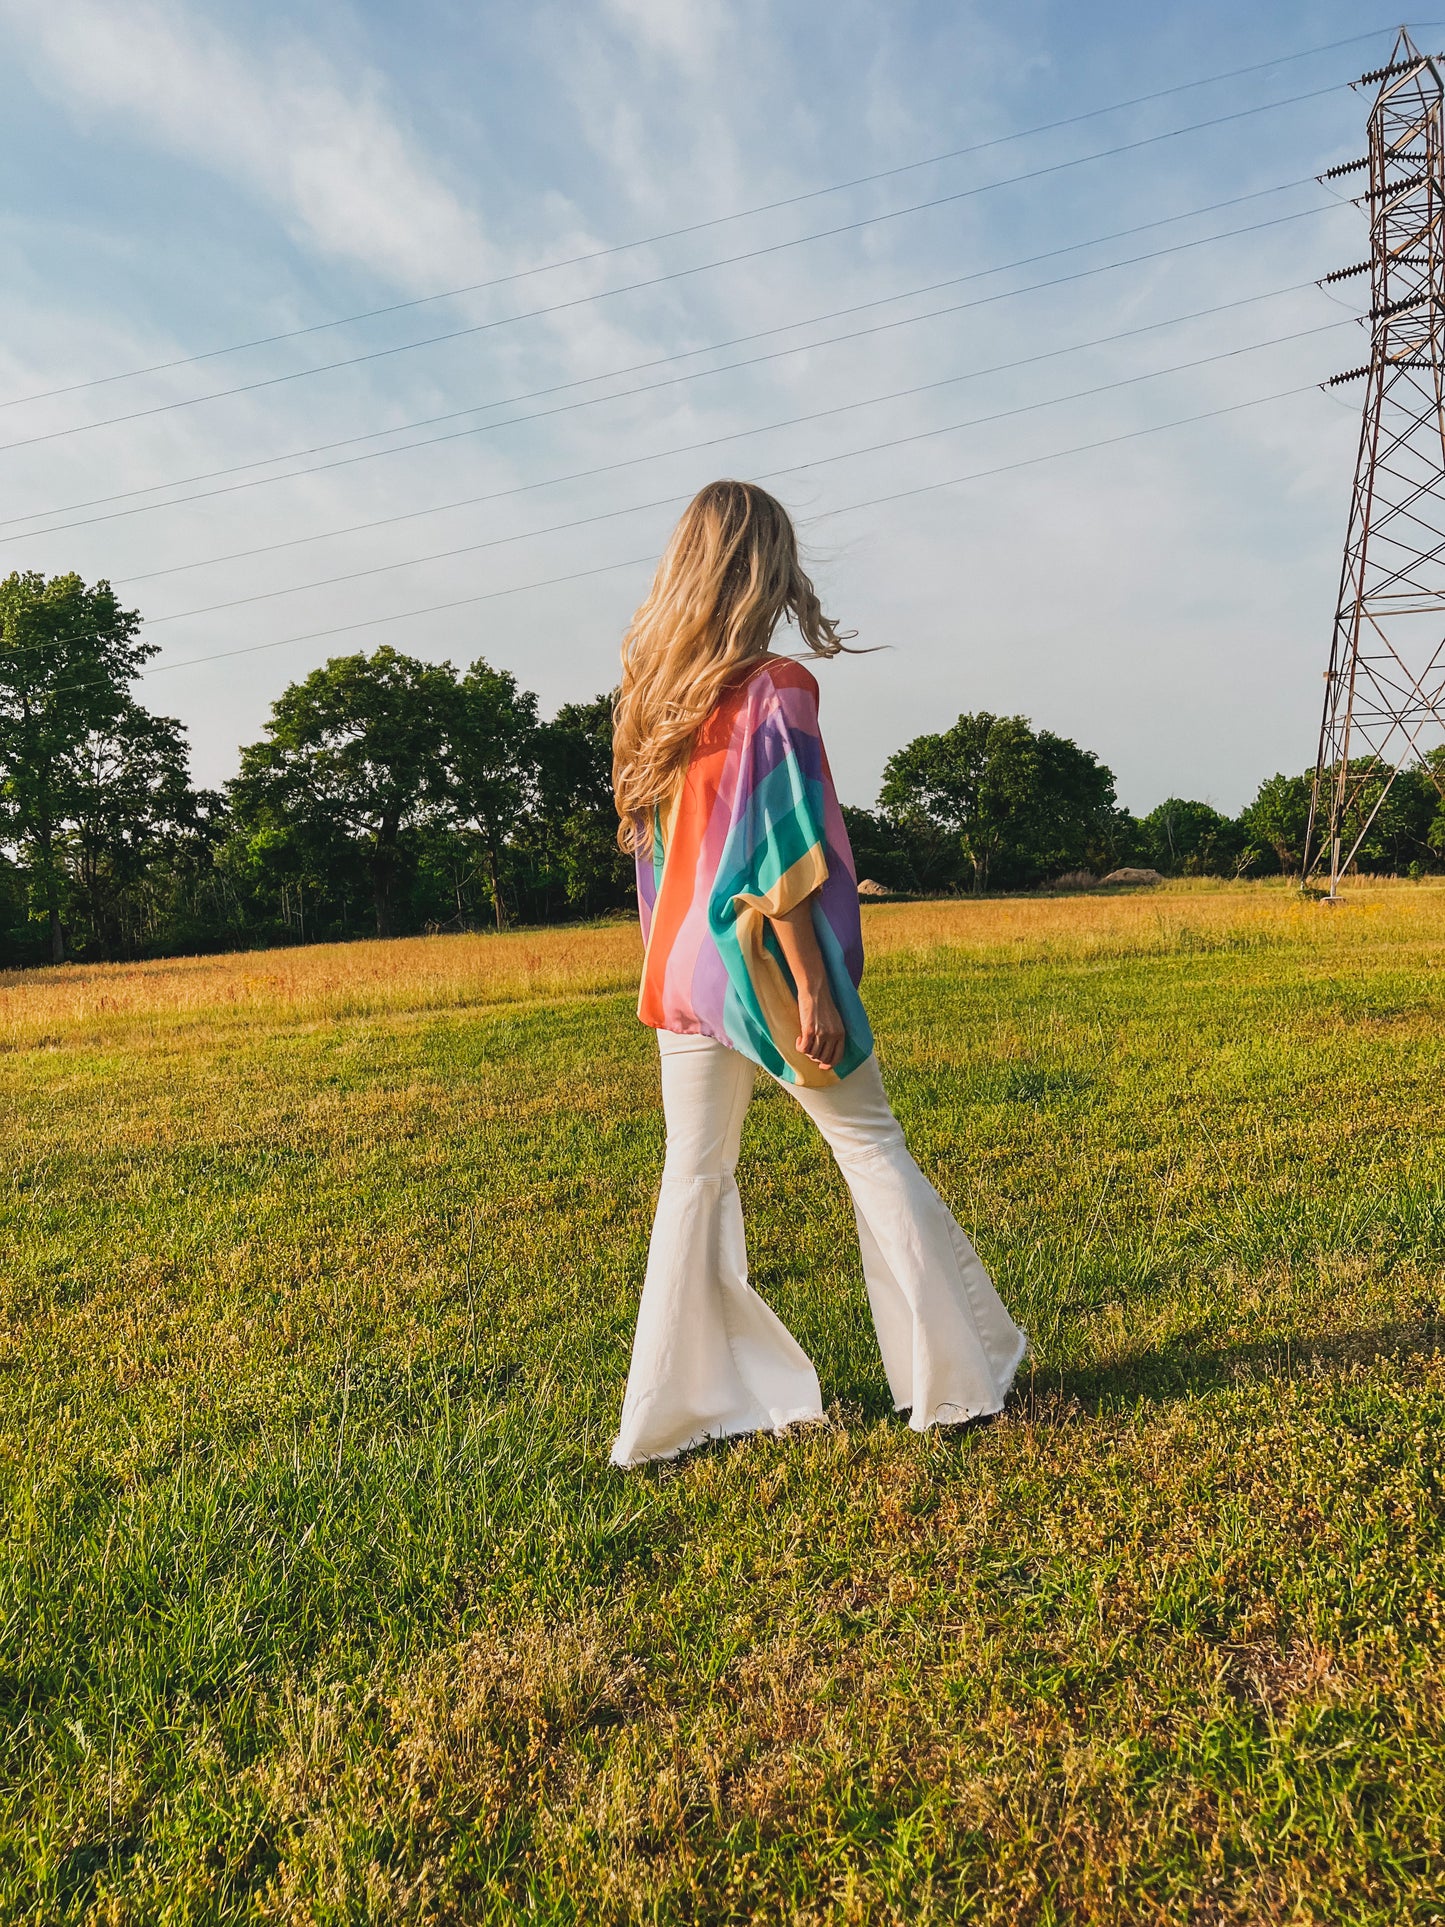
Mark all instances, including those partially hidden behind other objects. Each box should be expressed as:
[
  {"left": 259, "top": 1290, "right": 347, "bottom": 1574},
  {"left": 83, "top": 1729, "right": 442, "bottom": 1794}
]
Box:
[{"left": 0, "top": 0, "right": 1425, "bottom": 815}]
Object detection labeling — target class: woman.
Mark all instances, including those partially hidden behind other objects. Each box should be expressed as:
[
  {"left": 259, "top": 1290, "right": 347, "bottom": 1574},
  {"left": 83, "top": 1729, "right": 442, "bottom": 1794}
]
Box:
[{"left": 610, "top": 480, "right": 1025, "bottom": 1468}]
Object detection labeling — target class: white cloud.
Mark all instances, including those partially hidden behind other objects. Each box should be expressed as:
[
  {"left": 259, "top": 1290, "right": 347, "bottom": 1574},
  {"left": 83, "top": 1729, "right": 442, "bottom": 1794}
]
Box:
[
  {"left": 0, "top": 0, "right": 493, "bottom": 291},
  {"left": 600, "top": 0, "right": 725, "bottom": 77}
]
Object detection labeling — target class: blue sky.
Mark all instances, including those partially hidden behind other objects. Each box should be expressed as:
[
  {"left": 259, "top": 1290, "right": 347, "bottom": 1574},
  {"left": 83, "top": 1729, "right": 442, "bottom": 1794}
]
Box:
[{"left": 0, "top": 1, "right": 1424, "bottom": 812}]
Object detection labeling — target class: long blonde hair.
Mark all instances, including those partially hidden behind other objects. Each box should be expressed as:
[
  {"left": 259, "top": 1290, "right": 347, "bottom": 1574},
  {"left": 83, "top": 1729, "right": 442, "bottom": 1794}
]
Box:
[{"left": 612, "top": 480, "right": 849, "bottom": 848}]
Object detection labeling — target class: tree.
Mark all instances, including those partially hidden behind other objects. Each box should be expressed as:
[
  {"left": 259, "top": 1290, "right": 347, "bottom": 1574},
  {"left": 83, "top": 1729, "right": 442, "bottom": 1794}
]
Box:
[
  {"left": 1141, "top": 797, "right": 1245, "bottom": 877},
  {"left": 1350, "top": 763, "right": 1436, "bottom": 873},
  {"left": 839, "top": 806, "right": 918, "bottom": 893},
  {"left": 1248, "top": 759, "right": 1445, "bottom": 882},
  {"left": 1029, "top": 728, "right": 1132, "bottom": 880},
  {"left": 1237, "top": 765, "right": 1441, "bottom": 879},
  {"left": 444, "top": 659, "right": 538, "bottom": 930},
  {"left": 879, "top": 712, "right": 1119, "bottom": 893},
  {"left": 63, "top": 701, "right": 201, "bottom": 955},
  {"left": 882, "top": 713, "right": 1029, "bottom": 893},
  {"left": 1239, "top": 772, "right": 1313, "bottom": 875},
  {"left": 514, "top": 694, "right": 634, "bottom": 920},
  {"left": 230, "top": 647, "right": 453, "bottom": 938},
  {"left": 0, "top": 571, "right": 152, "bottom": 961},
  {"left": 0, "top": 848, "right": 27, "bottom": 966}
]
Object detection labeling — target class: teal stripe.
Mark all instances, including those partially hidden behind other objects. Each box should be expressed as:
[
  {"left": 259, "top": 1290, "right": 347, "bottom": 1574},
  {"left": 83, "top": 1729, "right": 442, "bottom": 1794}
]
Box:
[
  {"left": 657, "top": 707, "right": 873, "bottom": 1084},
  {"left": 708, "top": 748, "right": 819, "bottom": 1078},
  {"left": 713, "top": 913, "right": 779, "bottom": 1071},
  {"left": 650, "top": 806, "right": 665, "bottom": 901},
  {"left": 711, "top": 754, "right": 825, "bottom": 925},
  {"left": 813, "top": 912, "right": 874, "bottom": 1076}
]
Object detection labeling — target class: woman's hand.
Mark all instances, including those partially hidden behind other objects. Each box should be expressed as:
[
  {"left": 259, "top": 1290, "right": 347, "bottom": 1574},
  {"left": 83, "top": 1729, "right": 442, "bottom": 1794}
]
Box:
[
  {"left": 768, "top": 895, "right": 846, "bottom": 1071},
  {"left": 795, "top": 981, "right": 846, "bottom": 1070}
]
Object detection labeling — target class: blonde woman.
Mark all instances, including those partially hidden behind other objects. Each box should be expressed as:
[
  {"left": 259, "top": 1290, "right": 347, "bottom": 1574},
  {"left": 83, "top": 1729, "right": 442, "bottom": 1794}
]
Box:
[{"left": 610, "top": 480, "right": 1025, "bottom": 1467}]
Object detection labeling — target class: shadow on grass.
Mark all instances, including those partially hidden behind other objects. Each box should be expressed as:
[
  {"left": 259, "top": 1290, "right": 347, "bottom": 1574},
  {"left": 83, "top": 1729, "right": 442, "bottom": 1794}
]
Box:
[
  {"left": 1019, "top": 1313, "right": 1445, "bottom": 1420},
  {"left": 844, "top": 1312, "right": 1445, "bottom": 1446},
  {"left": 625, "top": 1318, "right": 1445, "bottom": 1474}
]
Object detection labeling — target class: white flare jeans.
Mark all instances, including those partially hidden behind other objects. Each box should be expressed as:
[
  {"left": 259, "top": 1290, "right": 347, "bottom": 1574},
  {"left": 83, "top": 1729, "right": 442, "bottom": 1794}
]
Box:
[{"left": 611, "top": 1032, "right": 1027, "bottom": 1468}]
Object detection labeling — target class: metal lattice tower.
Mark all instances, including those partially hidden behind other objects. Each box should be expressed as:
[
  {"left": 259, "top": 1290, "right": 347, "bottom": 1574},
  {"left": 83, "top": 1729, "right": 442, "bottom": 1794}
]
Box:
[{"left": 1304, "top": 29, "right": 1445, "bottom": 896}]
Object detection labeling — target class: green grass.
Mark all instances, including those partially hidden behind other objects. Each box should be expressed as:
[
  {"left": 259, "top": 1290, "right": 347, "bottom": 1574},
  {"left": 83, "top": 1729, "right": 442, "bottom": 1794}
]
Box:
[{"left": 3, "top": 890, "right": 1444, "bottom": 1923}]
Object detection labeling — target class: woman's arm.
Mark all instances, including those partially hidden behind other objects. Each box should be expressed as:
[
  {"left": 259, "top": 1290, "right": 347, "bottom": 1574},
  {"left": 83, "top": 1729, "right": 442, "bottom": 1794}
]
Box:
[{"left": 769, "top": 897, "right": 845, "bottom": 1070}]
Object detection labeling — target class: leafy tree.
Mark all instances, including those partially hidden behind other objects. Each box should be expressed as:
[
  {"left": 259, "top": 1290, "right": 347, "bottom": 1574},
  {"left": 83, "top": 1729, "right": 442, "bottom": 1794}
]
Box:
[
  {"left": 1239, "top": 772, "right": 1313, "bottom": 875},
  {"left": 1241, "top": 765, "right": 1441, "bottom": 878},
  {"left": 134, "top": 788, "right": 234, "bottom": 956},
  {"left": 1092, "top": 805, "right": 1149, "bottom": 875},
  {"left": 0, "top": 571, "right": 151, "bottom": 961},
  {"left": 839, "top": 806, "right": 918, "bottom": 893},
  {"left": 444, "top": 659, "right": 538, "bottom": 930},
  {"left": 63, "top": 701, "right": 202, "bottom": 955},
  {"left": 1141, "top": 797, "right": 1244, "bottom": 877},
  {"left": 1350, "top": 763, "right": 1436, "bottom": 873},
  {"left": 514, "top": 694, "right": 634, "bottom": 920},
  {"left": 1422, "top": 750, "right": 1445, "bottom": 867},
  {"left": 0, "top": 848, "right": 30, "bottom": 966},
  {"left": 231, "top": 647, "right": 453, "bottom": 938},
  {"left": 882, "top": 713, "right": 1027, "bottom": 893},
  {"left": 879, "top": 711, "right": 1119, "bottom": 892},
  {"left": 1029, "top": 729, "right": 1132, "bottom": 880}
]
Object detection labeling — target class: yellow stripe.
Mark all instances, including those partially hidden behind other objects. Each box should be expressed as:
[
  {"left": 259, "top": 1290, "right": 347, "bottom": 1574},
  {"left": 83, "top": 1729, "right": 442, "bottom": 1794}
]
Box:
[
  {"left": 742, "top": 847, "right": 836, "bottom": 1085},
  {"left": 732, "top": 844, "right": 829, "bottom": 922}
]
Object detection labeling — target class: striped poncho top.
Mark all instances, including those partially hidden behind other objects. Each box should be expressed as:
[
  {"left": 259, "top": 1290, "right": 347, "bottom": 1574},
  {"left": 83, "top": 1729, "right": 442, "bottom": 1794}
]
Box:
[{"left": 635, "top": 657, "right": 873, "bottom": 1087}]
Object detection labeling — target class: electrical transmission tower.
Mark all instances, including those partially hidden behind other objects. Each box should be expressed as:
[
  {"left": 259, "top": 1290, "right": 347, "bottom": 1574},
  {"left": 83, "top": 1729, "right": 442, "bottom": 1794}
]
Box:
[{"left": 1304, "top": 28, "right": 1445, "bottom": 896}]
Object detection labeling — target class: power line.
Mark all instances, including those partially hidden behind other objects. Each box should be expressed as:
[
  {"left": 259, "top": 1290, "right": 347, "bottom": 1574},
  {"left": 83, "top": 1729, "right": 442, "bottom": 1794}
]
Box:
[
  {"left": 0, "top": 319, "right": 1349, "bottom": 677},
  {"left": 122, "top": 319, "right": 1352, "bottom": 629},
  {"left": 3, "top": 198, "right": 1340, "bottom": 547},
  {"left": 0, "top": 25, "right": 1390, "bottom": 414},
  {"left": 1, "top": 176, "right": 1322, "bottom": 537},
  {"left": 117, "top": 279, "right": 1329, "bottom": 593},
  {"left": 0, "top": 80, "right": 1353, "bottom": 458},
  {"left": 125, "top": 380, "right": 1322, "bottom": 683}
]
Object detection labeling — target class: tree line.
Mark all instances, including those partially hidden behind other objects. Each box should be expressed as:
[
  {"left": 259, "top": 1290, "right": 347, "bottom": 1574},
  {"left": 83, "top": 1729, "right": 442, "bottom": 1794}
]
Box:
[{"left": 1, "top": 569, "right": 1439, "bottom": 967}]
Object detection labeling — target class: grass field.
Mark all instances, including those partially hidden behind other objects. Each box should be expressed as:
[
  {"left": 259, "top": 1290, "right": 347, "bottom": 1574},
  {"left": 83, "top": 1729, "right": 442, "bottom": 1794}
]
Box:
[{"left": 4, "top": 882, "right": 1445, "bottom": 1924}]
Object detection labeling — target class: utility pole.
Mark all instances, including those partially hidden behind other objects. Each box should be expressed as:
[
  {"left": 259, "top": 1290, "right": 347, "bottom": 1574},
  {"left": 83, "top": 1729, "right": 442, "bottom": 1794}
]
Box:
[{"left": 1303, "top": 28, "right": 1445, "bottom": 897}]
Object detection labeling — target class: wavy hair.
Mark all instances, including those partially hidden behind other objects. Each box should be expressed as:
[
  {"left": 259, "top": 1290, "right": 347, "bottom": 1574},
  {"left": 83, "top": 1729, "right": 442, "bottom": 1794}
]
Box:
[{"left": 612, "top": 480, "right": 850, "bottom": 849}]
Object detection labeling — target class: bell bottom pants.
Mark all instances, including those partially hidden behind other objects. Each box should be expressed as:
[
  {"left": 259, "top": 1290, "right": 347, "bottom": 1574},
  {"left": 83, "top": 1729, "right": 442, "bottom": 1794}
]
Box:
[{"left": 610, "top": 1032, "right": 1027, "bottom": 1468}]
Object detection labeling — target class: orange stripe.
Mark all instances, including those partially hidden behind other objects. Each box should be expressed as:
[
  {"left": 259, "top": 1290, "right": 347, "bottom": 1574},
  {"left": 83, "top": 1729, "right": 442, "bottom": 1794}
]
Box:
[{"left": 637, "top": 685, "right": 745, "bottom": 1024}]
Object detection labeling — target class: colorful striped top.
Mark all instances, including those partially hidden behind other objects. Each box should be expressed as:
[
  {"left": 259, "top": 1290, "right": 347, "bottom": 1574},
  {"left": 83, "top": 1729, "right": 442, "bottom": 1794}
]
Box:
[{"left": 635, "top": 657, "right": 873, "bottom": 1086}]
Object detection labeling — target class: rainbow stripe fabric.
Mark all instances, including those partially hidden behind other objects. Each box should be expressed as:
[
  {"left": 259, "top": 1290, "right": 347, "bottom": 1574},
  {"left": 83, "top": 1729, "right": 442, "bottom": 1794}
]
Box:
[{"left": 636, "top": 658, "right": 873, "bottom": 1086}]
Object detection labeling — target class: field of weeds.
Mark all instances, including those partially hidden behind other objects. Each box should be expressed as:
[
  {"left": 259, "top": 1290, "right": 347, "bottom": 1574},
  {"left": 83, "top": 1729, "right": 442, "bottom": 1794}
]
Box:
[{"left": 3, "top": 880, "right": 1444, "bottom": 1923}]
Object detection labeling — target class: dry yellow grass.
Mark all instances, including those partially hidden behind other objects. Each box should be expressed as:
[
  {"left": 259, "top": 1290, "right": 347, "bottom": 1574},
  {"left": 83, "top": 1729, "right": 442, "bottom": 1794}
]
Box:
[
  {"left": 4, "top": 877, "right": 1445, "bottom": 1052},
  {"left": 0, "top": 919, "right": 643, "bottom": 1050}
]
